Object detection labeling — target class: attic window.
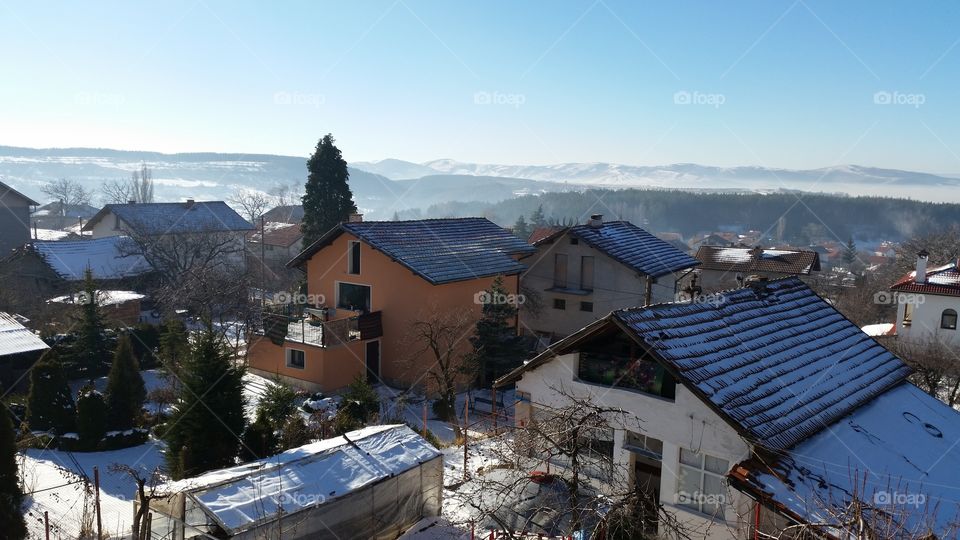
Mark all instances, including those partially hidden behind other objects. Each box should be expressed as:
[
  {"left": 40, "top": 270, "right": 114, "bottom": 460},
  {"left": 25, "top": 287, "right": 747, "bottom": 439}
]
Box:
[
  {"left": 942, "top": 309, "right": 958, "bottom": 330},
  {"left": 347, "top": 241, "right": 361, "bottom": 275},
  {"left": 577, "top": 333, "right": 676, "bottom": 399},
  {"left": 570, "top": 238, "right": 579, "bottom": 245}
]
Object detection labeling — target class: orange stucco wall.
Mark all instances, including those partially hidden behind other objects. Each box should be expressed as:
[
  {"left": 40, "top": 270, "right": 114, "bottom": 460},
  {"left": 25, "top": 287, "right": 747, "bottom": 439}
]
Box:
[
  {"left": 246, "top": 333, "right": 366, "bottom": 394},
  {"left": 247, "top": 230, "right": 521, "bottom": 391}
]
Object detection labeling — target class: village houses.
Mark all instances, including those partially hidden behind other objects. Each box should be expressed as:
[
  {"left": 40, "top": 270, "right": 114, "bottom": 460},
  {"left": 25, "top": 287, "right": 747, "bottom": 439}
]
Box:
[{"left": 891, "top": 250, "right": 960, "bottom": 348}]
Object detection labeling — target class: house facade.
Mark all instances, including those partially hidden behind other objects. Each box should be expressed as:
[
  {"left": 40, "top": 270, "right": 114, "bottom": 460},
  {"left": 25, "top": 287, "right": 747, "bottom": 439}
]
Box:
[
  {"left": 246, "top": 217, "right": 534, "bottom": 393},
  {"left": 496, "top": 277, "right": 954, "bottom": 538},
  {"left": 891, "top": 250, "right": 960, "bottom": 348},
  {"left": 520, "top": 215, "right": 699, "bottom": 344},
  {"left": 0, "top": 181, "right": 38, "bottom": 256}
]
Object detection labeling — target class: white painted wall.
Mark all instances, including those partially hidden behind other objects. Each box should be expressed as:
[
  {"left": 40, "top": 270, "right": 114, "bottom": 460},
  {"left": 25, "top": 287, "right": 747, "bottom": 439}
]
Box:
[
  {"left": 896, "top": 292, "right": 960, "bottom": 348},
  {"left": 521, "top": 231, "right": 681, "bottom": 341},
  {"left": 88, "top": 212, "right": 124, "bottom": 238},
  {"left": 515, "top": 352, "right": 754, "bottom": 540}
]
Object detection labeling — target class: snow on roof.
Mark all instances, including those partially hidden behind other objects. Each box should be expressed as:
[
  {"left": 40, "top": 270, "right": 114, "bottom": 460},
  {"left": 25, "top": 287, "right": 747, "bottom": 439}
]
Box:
[
  {"left": 696, "top": 245, "right": 821, "bottom": 275},
  {"left": 83, "top": 201, "right": 254, "bottom": 235},
  {"left": 0, "top": 311, "right": 49, "bottom": 356},
  {"left": 32, "top": 228, "right": 73, "bottom": 241},
  {"left": 732, "top": 383, "right": 960, "bottom": 535},
  {"left": 568, "top": 221, "right": 700, "bottom": 278},
  {"left": 861, "top": 322, "right": 896, "bottom": 337},
  {"left": 32, "top": 237, "right": 152, "bottom": 281},
  {"left": 48, "top": 290, "right": 146, "bottom": 307},
  {"left": 164, "top": 425, "right": 440, "bottom": 534},
  {"left": 613, "top": 277, "right": 911, "bottom": 450},
  {"left": 891, "top": 262, "right": 960, "bottom": 297}
]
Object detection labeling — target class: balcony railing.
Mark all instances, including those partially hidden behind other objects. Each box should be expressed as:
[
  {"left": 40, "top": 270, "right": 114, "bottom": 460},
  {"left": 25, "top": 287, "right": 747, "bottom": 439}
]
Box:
[{"left": 254, "top": 310, "right": 381, "bottom": 348}]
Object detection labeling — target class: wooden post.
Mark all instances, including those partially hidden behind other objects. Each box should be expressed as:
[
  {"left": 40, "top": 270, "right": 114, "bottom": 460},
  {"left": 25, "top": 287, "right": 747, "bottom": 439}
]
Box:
[
  {"left": 44, "top": 511, "right": 49, "bottom": 540},
  {"left": 94, "top": 466, "right": 103, "bottom": 540},
  {"left": 470, "top": 521, "right": 474, "bottom": 540},
  {"left": 145, "top": 512, "right": 153, "bottom": 540},
  {"left": 422, "top": 402, "right": 428, "bottom": 438},
  {"left": 491, "top": 387, "right": 497, "bottom": 432}
]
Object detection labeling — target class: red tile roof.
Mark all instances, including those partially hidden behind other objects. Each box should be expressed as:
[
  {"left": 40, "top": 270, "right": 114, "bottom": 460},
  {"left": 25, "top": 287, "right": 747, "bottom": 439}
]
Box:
[{"left": 890, "top": 262, "right": 960, "bottom": 297}]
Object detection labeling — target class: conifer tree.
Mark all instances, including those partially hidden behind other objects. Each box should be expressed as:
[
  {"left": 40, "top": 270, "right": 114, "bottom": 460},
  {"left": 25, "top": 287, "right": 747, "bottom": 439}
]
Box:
[
  {"left": 530, "top": 204, "right": 547, "bottom": 227},
  {"left": 513, "top": 215, "right": 531, "bottom": 240},
  {"left": 0, "top": 409, "right": 26, "bottom": 539},
  {"left": 470, "top": 276, "right": 528, "bottom": 386},
  {"left": 68, "top": 268, "right": 110, "bottom": 375},
  {"left": 158, "top": 318, "right": 190, "bottom": 377},
  {"left": 76, "top": 386, "right": 108, "bottom": 450},
  {"left": 105, "top": 335, "right": 146, "bottom": 430},
  {"left": 26, "top": 351, "right": 76, "bottom": 434},
  {"left": 300, "top": 134, "right": 357, "bottom": 246},
  {"left": 164, "top": 324, "right": 246, "bottom": 479}
]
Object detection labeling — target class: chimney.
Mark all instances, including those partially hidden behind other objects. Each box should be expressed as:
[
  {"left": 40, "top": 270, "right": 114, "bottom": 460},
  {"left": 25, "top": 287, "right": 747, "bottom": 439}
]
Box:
[
  {"left": 745, "top": 274, "right": 769, "bottom": 294},
  {"left": 348, "top": 213, "right": 363, "bottom": 223},
  {"left": 749, "top": 245, "right": 763, "bottom": 260},
  {"left": 588, "top": 214, "right": 603, "bottom": 228},
  {"left": 915, "top": 250, "right": 929, "bottom": 284},
  {"left": 127, "top": 200, "right": 136, "bottom": 205},
  {"left": 185, "top": 198, "right": 195, "bottom": 208}
]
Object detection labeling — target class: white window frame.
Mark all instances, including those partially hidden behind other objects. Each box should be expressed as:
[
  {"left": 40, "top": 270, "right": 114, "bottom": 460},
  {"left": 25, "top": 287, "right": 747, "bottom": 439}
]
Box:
[
  {"left": 285, "top": 348, "right": 306, "bottom": 369},
  {"left": 676, "top": 448, "right": 729, "bottom": 517}
]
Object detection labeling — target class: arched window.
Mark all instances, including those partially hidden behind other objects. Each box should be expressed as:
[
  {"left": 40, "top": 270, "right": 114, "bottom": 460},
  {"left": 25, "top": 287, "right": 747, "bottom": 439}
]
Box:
[{"left": 942, "top": 309, "right": 958, "bottom": 330}]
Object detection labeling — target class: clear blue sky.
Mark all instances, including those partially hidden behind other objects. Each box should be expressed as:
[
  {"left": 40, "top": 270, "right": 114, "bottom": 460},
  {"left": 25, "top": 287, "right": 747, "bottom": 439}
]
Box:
[{"left": 2, "top": 1, "right": 959, "bottom": 172}]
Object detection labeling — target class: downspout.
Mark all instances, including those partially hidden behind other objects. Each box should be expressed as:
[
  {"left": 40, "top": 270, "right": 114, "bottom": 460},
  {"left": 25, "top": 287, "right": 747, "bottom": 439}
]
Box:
[{"left": 644, "top": 275, "right": 653, "bottom": 306}]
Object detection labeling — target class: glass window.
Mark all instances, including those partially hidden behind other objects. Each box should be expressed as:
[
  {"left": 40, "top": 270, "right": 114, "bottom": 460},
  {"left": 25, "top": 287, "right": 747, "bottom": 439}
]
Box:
[
  {"left": 553, "top": 298, "right": 566, "bottom": 310},
  {"left": 286, "top": 348, "right": 305, "bottom": 369},
  {"left": 942, "top": 309, "right": 958, "bottom": 330},
  {"left": 578, "top": 352, "right": 676, "bottom": 399},
  {"left": 337, "top": 282, "right": 371, "bottom": 312},
  {"left": 676, "top": 448, "right": 729, "bottom": 517},
  {"left": 580, "top": 301, "right": 593, "bottom": 312},
  {"left": 625, "top": 431, "right": 663, "bottom": 460},
  {"left": 580, "top": 256, "right": 594, "bottom": 290},
  {"left": 553, "top": 254, "right": 568, "bottom": 288},
  {"left": 347, "top": 241, "right": 361, "bottom": 274}
]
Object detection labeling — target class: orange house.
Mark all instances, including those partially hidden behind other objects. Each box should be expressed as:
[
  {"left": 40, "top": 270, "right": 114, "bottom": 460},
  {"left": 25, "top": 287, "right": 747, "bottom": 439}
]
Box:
[{"left": 246, "top": 217, "right": 534, "bottom": 393}]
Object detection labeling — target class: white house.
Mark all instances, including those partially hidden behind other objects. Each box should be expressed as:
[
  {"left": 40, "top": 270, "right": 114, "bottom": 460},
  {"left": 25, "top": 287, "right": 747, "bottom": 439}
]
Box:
[
  {"left": 891, "top": 250, "right": 960, "bottom": 349},
  {"left": 497, "top": 277, "right": 960, "bottom": 538},
  {"left": 520, "top": 215, "right": 699, "bottom": 344}
]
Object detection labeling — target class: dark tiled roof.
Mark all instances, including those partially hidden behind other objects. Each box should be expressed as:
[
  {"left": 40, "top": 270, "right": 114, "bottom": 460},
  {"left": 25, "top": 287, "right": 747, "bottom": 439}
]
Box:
[
  {"left": 696, "top": 246, "right": 821, "bottom": 275},
  {"left": 290, "top": 218, "right": 535, "bottom": 285},
  {"left": 262, "top": 205, "right": 304, "bottom": 224},
  {"left": 84, "top": 202, "right": 253, "bottom": 235},
  {"left": 568, "top": 221, "right": 699, "bottom": 278},
  {"left": 613, "top": 277, "right": 910, "bottom": 450},
  {"left": 890, "top": 263, "right": 960, "bottom": 297},
  {"left": 248, "top": 222, "right": 303, "bottom": 247},
  {"left": 528, "top": 226, "right": 565, "bottom": 245},
  {"left": 0, "top": 181, "right": 39, "bottom": 206}
]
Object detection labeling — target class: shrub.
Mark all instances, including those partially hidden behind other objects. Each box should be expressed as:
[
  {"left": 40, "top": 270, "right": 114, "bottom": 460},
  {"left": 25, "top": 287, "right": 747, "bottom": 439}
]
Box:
[
  {"left": 75, "top": 386, "right": 107, "bottom": 450},
  {"left": 25, "top": 351, "right": 75, "bottom": 434}
]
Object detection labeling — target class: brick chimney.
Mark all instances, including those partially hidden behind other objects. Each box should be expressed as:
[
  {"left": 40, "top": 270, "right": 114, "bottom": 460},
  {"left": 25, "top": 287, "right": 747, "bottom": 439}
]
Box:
[
  {"left": 588, "top": 214, "right": 603, "bottom": 228},
  {"left": 915, "top": 250, "right": 929, "bottom": 284},
  {"left": 348, "top": 213, "right": 363, "bottom": 223},
  {"left": 185, "top": 198, "right": 195, "bottom": 208}
]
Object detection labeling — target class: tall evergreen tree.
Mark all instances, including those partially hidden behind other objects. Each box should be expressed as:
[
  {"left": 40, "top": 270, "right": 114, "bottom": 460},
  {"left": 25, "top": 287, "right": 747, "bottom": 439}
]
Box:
[
  {"left": 68, "top": 268, "right": 110, "bottom": 376},
  {"left": 158, "top": 318, "right": 190, "bottom": 377},
  {"left": 470, "top": 276, "right": 528, "bottom": 387},
  {"left": 843, "top": 236, "right": 858, "bottom": 266},
  {"left": 105, "top": 336, "right": 146, "bottom": 430},
  {"left": 164, "top": 324, "right": 246, "bottom": 479},
  {"left": 530, "top": 205, "right": 547, "bottom": 227},
  {"left": 0, "top": 408, "right": 26, "bottom": 539},
  {"left": 26, "top": 351, "right": 76, "bottom": 434},
  {"left": 512, "top": 215, "right": 531, "bottom": 241},
  {"left": 300, "top": 134, "right": 357, "bottom": 246}
]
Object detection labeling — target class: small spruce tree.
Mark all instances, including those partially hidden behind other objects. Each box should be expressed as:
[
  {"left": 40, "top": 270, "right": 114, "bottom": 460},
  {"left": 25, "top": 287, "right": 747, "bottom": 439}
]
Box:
[
  {"left": 164, "top": 323, "right": 246, "bottom": 479},
  {"left": 158, "top": 318, "right": 190, "bottom": 377},
  {"left": 240, "top": 416, "right": 277, "bottom": 461},
  {"left": 470, "top": 276, "right": 529, "bottom": 386},
  {"left": 105, "top": 335, "right": 146, "bottom": 430},
  {"left": 300, "top": 134, "right": 357, "bottom": 246},
  {"left": 513, "top": 215, "right": 531, "bottom": 240},
  {"left": 68, "top": 268, "right": 111, "bottom": 376},
  {"left": 26, "top": 351, "right": 76, "bottom": 434},
  {"left": 0, "top": 408, "right": 26, "bottom": 539},
  {"left": 530, "top": 204, "right": 547, "bottom": 227},
  {"left": 334, "top": 376, "right": 380, "bottom": 434},
  {"left": 76, "top": 386, "right": 108, "bottom": 450}
]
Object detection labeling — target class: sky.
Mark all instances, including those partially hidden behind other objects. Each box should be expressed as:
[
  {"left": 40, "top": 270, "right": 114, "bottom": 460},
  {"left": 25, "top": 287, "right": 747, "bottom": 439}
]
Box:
[{"left": 1, "top": 1, "right": 959, "bottom": 172}]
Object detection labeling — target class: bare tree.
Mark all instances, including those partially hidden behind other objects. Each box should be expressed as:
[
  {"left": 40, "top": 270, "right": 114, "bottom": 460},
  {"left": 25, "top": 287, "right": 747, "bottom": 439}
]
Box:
[
  {"left": 40, "top": 178, "right": 92, "bottom": 207},
  {"left": 269, "top": 182, "right": 302, "bottom": 207},
  {"left": 229, "top": 189, "right": 271, "bottom": 223},
  {"left": 101, "top": 178, "right": 137, "bottom": 204},
  {"left": 892, "top": 338, "right": 960, "bottom": 407},
  {"left": 101, "top": 164, "right": 155, "bottom": 204},
  {"left": 110, "top": 464, "right": 164, "bottom": 540},
  {"left": 402, "top": 309, "right": 475, "bottom": 422}
]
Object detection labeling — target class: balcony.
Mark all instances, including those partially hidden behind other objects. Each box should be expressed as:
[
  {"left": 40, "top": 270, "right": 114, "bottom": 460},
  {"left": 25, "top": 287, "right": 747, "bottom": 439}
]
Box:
[{"left": 253, "top": 309, "right": 382, "bottom": 348}]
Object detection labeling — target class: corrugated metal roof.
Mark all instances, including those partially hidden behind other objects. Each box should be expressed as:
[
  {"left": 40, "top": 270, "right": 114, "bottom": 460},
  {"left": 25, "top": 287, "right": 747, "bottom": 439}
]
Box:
[
  {"left": 0, "top": 312, "right": 48, "bottom": 356},
  {"left": 568, "top": 221, "right": 699, "bottom": 278},
  {"left": 614, "top": 277, "right": 911, "bottom": 450},
  {"left": 84, "top": 201, "right": 253, "bottom": 235},
  {"left": 32, "top": 236, "right": 153, "bottom": 281},
  {"left": 890, "top": 262, "right": 960, "bottom": 297},
  {"left": 696, "top": 245, "right": 821, "bottom": 275},
  {"left": 291, "top": 218, "right": 535, "bottom": 284}
]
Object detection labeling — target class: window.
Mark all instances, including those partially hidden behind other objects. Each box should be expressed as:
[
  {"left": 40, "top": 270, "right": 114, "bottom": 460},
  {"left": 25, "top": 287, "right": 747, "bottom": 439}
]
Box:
[
  {"left": 580, "top": 256, "right": 594, "bottom": 290},
  {"left": 337, "top": 282, "right": 371, "bottom": 312},
  {"left": 580, "top": 301, "right": 594, "bottom": 312},
  {"left": 286, "top": 348, "right": 305, "bottom": 369},
  {"left": 347, "top": 241, "right": 361, "bottom": 274},
  {"left": 677, "top": 448, "right": 729, "bottom": 516},
  {"left": 624, "top": 431, "right": 663, "bottom": 460},
  {"left": 553, "top": 298, "right": 566, "bottom": 310},
  {"left": 904, "top": 302, "right": 914, "bottom": 326},
  {"left": 553, "top": 254, "right": 568, "bottom": 288},
  {"left": 577, "top": 333, "right": 676, "bottom": 399},
  {"left": 942, "top": 309, "right": 958, "bottom": 330},
  {"left": 570, "top": 237, "right": 579, "bottom": 245}
]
